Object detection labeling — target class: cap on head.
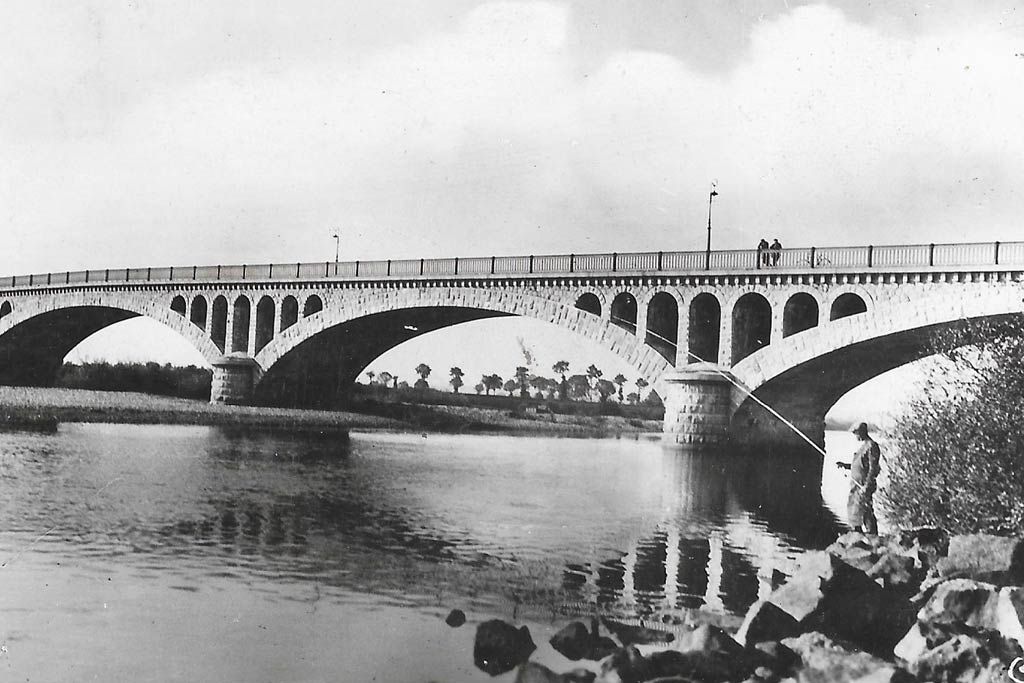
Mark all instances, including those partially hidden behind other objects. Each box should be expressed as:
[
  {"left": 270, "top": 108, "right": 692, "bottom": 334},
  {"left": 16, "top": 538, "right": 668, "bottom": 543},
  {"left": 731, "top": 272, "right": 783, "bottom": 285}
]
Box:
[{"left": 851, "top": 422, "right": 870, "bottom": 437}]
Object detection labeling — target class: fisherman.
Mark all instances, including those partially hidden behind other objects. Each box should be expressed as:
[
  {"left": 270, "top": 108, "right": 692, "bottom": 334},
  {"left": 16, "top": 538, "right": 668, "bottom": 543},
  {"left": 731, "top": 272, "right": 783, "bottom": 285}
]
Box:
[{"left": 836, "top": 422, "right": 881, "bottom": 534}]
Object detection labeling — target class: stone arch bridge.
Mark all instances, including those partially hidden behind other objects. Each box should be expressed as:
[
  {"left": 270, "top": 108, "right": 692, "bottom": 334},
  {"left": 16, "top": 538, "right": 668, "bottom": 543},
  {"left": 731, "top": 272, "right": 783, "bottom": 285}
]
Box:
[{"left": 1, "top": 241, "right": 1022, "bottom": 450}]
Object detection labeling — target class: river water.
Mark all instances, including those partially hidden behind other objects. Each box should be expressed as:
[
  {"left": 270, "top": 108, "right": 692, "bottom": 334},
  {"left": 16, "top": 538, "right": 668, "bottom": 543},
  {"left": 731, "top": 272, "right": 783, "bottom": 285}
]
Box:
[{"left": 0, "top": 423, "right": 860, "bottom": 682}]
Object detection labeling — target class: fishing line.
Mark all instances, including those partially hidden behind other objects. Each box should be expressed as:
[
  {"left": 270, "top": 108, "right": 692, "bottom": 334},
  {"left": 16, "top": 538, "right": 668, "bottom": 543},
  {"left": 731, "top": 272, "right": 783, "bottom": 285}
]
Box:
[{"left": 631, "top": 322, "right": 829, "bottom": 458}]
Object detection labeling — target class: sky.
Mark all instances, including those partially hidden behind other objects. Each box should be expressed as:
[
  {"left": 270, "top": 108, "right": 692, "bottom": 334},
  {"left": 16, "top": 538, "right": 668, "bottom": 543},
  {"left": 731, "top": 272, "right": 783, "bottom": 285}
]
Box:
[{"left": 5, "top": 1, "right": 1023, "bottom": 416}]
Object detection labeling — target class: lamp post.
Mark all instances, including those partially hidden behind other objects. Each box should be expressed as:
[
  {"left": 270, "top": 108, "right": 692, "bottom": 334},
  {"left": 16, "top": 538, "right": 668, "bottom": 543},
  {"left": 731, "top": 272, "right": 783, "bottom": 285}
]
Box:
[
  {"left": 332, "top": 233, "right": 340, "bottom": 275},
  {"left": 705, "top": 184, "right": 718, "bottom": 271}
]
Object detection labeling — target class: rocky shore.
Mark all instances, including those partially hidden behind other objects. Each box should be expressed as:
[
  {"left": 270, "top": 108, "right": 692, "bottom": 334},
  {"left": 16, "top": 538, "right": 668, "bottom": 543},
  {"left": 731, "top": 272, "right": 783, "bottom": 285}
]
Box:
[{"left": 462, "top": 530, "right": 1024, "bottom": 682}]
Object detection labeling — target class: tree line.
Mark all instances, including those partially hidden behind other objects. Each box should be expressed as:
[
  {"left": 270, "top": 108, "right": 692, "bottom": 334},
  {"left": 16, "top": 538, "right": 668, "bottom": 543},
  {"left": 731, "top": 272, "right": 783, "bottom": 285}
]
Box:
[{"left": 363, "top": 361, "right": 658, "bottom": 405}]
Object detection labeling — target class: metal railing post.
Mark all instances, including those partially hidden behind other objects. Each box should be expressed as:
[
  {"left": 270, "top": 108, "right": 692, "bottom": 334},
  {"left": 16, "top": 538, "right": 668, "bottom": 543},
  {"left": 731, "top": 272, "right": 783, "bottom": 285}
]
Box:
[
  {"left": 47, "top": 273, "right": 51, "bottom": 285},
  {"left": 529, "top": 255, "right": 534, "bottom": 274},
  {"left": 809, "top": 246, "right": 816, "bottom": 269},
  {"left": 387, "top": 259, "right": 391, "bottom": 276},
  {"left": 269, "top": 263, "right": 274, "bottom": 278},
  {"left": 867, "top": 245, "right": 873, "bottom": 268},
  {"left": 147, "top": 267, "right": 151, "bottom": 281},
  {"left": 995, "top": 241, "right": 1001, "bottom": 265},
  {"left": 105, "top": 269, "right": 109, "bottom": 282},
  {"left": 657, "top": 251, "right": 663, "bottom": 271},
  {"left": 569, "top": 254, "right": 574, "bottom": 273},
  {"left": 170, "top": 266, "right": 174, "bottom": 280},
  {"left": 490, "top": 256, "right": 495, "bottom": 275},
  {"left": 193, "top": 265, "right": 197, "bottom": 279},
  {"left": 420, "top": 258, "right": 424, "bottom": 276},
  {"left": 612, "top": 252, "right": 617, "bottom": 272},
  {"left": 217, "top": 265, "right": 221, "bottom": 280},
  {"left": 928, "top": 243, "right": 935, "bottom": 267},
  {"left": 240, "top": 265, "right": 245, "bottom": 280},
  {"left": 454, "top": 257, "right": 458, "bottom": 275},
  {"left": 355, "top": 260, "right": 360, "bottom": 277},
  {"left": 84, "top": 271, "right": 88, "bottom": 283},
  {"left": 296, "top": 262, "right": 300, "bottom": 278}
]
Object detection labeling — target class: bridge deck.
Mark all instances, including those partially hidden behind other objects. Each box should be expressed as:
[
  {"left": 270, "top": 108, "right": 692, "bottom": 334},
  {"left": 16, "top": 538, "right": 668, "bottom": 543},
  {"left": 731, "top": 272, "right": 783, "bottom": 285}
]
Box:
[{"left": 3, "top": 240, "right": 1023, "bottom": 290}]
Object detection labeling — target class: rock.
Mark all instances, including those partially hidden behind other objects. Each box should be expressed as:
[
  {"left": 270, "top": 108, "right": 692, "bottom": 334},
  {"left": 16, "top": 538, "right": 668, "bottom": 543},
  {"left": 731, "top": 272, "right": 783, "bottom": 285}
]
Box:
[
  {"left": 600, "top": 618, "right": 675, "bottom": 646},
  {"left": 867, "top": 553, "right": 919, "bottom": 590},
  {"left": 917, "top": 579, "right": 1000, "bottom": 631},
  {"left": 766, "top": 551, "right": 916, "bottom": 656},
  {"left": 514, "top": 662, "right": 596, "bottom": 683},
  {"left": 895, "top": 527, "right": 949, "bottom": 571},
  {"left": 676, "top": 623, "right": 745, "bottom": 657},
  {"left": 596, "top": 645, "right": 646, "bottom": 683},
  {"left": 550, "top": 621, "right": 617, "bottom": 661},
  {"left": 781, "top": 632, "right": 914, "bottom": 683},
  {"left": 908, "top": 632, "right": 1020, "bottom": 683},
  {"left": 934, "top": 534, "right": 1024, "bottom": 585},
  {"left": 445, "top": 608, "right": 466, "bottom": 627},
  {"left": 750, "top": 641, "right": 800, "bottom": 677},
  {"left": 736, "top": 600, "right": 801, "bottom": 647},
  {"left": 474, "top": 619, "right": 537, "bottom": 676},
  {"left": 595, "top": 644, "right": 755, "bottom": 683}
]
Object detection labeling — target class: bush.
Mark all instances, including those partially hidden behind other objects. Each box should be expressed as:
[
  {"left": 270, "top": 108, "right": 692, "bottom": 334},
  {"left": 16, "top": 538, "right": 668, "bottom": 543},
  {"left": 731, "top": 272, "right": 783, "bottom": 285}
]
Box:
[{"left": 882, "top": 317, "right": 1024, "bottom": 534}]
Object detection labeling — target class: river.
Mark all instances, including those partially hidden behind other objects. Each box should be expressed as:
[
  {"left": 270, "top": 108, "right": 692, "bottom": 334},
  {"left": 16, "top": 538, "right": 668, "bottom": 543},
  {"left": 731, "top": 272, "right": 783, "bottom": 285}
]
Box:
[{"left": 0, "top": 423, "right": 860, "bottom": 682}]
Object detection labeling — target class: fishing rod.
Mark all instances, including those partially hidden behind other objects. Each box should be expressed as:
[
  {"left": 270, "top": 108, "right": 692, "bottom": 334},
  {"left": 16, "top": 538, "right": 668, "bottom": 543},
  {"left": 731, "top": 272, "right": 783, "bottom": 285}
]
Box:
[{"left": 630, "top": 323, "right": 829, "bottom": 458}]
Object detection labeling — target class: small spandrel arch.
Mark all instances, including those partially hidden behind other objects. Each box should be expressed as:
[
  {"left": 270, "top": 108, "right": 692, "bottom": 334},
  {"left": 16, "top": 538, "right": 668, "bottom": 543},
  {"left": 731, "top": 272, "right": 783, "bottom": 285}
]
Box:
[
  {"left": 303, "top": 295, "right": 323, "bottom": 317},
  {"left": 783, "top": 293, "right": 819, "bottom": 337},
  {"left": 190, "top": 296, "right": 208, "bottom": 330},
  {"left": 830, "top": 293, "right": 867, "bottom": 320},
  {"left": 610, "top": 292, "right": 637, "bottom": 334},
  {"left": 575, "top": 293, "right": 601, "bottom": 317},
  {"left": 280, "top": 296, "right": 299, "bottom": 330}
]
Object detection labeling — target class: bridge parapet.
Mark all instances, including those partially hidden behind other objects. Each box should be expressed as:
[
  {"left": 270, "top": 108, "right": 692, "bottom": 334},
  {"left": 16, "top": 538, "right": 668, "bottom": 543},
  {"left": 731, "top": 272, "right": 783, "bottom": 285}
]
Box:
[{"left": 2, "top": 240, "right": 1022, "bottom": 292}]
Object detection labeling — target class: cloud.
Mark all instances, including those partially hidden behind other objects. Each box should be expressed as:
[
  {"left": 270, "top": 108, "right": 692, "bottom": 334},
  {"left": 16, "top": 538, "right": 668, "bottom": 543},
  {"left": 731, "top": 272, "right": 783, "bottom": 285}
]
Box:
[{"left": 2, "top": 2, "right": 1023, "bottom": 275}]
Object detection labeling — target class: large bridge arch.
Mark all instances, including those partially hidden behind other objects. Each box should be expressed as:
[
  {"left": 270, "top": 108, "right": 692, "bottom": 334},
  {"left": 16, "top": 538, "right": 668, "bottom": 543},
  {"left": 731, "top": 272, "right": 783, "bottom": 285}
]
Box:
[
  {"left": 251, "top": 286, "right": 673, "bottom": 406},
  {"left": 728, "top": 285, "right": 1024, "bottom": 447},
  {"left": 0, "top": 291, "right": 223, "bottom": 386}
]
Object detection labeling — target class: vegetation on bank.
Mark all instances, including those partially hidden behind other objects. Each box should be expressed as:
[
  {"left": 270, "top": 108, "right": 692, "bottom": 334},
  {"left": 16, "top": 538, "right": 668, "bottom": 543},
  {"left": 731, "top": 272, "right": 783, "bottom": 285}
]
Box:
[
  {"left": 0, "top": 385, "right": 662, "bottom": 438},
  {"left": 882, "top": 317, "right": 1024, "bottom": 534}
]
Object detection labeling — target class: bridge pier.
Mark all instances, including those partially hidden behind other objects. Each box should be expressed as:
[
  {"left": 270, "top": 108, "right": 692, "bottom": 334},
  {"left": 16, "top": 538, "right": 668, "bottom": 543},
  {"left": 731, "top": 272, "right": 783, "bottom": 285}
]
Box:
[
  {"left": 210, "top": 354, "right": 260, "bottom": 405},
  {"left": 661, "top": 364, "right": 732, "bottom": 447}
]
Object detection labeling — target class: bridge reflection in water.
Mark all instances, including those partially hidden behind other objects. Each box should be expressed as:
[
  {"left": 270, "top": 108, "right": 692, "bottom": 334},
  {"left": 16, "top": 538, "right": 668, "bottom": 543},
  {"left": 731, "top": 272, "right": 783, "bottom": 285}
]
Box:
[
  {"left": 32, "top": 426, "right": 843, "bottom": 620},
  {"left": 560, "top": 451, "right": 839, "bottom": 616}
]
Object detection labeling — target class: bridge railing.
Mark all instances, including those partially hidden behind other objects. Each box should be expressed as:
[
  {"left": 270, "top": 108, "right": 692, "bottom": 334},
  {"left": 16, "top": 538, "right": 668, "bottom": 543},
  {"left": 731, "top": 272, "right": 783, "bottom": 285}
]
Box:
[{"left": 3, "top": 240, "right": 1023, "bottom": 290}]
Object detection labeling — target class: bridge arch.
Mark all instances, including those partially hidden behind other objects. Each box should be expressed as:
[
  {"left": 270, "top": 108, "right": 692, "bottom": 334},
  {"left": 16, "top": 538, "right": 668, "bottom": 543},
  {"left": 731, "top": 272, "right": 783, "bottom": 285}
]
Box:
[
  {"left": 731, "top": 292, "right": 772, "bottom": 364},
  {"left": 830, "top": 291, "right": 868, "bottom": 320},
  {"left": 731, "top": 285, "right": 1024, "bottom": 448},
  {"left": 611, "top": 292, "right": 638, "bottom": 333},
  {"left": 575, "top": 292, "right": 602, "bottom": 317},
  {"left": 0, "top": 301, "right": 10, "bottom": 320},
  {"left": 231, "top": 296, "right": 250, "bottom": 353},
  {"left": 211, "top": 296, "right": 228, "bottom": 351},
  {"left": 190, "top": 295, "right": 208, "bottom": 330},
  {"left": 783, "top": 292, "right": 819, "bottom": 337},
  {"left": 687, "top": 292, "right": 721, "bottom": 364},
  {"left": 255, "top": 296, "right": 275, "bottom": 353},
  {"left": 252, "top": 286, "right": 672, "bottom": 406},
  {"left": 170, "top": 295, "right": 187, "bottom": 316},
  {"left": 303, "top": 294, "right": 323, "bottom": 317},
  {"left": 0, "top": 290, "right": 223, "bottom": 386},
  {"left": 645, "top": 291, "right": 679, "bottom": 363},
  {"left": 280, "top": 295, "right": 299, "bottom": 330}
]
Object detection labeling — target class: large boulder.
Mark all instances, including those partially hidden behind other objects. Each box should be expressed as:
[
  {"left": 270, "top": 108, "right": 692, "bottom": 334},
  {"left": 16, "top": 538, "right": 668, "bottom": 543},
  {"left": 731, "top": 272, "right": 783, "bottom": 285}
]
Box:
[
  {"left": 550, "top": 621, "right": 617, "bottom": 661},
  {"left": 933, "top": 534, "right": 1024, "bottom": 586},
  {"left": 736, "top": 600, "right": 801, "bottom": 647},
  {"left": 766, "top": 551, "right": 916, "bottom": 655},
  {"left": 474, "top": 619, "right": 537, "bottom": 676},
  {"left": 781, "top": 632, "right": 914, "bottom": 683},
  {"left": 906, "top": 631, "right": 1021, "bottom": 683}
]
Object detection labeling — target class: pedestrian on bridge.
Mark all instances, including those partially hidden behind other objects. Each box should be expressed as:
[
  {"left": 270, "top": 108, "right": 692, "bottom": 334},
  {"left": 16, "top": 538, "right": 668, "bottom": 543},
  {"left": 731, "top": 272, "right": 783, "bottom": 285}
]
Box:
[
  {"left": 769, "top": 238, "right": 782, "bottom": 266},
  {"left": 837, "top": 422, "right": 881, "bottom": 534},
  {"left": 757, "top": 238, "right": 770, "bottom": 267}
]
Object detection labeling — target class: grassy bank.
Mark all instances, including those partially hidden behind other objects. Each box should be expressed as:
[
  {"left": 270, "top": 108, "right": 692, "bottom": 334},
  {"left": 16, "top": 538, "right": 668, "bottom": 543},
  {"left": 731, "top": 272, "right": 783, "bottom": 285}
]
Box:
[{"left": 0, "top": 386, "right": 663, "bottom": 438}]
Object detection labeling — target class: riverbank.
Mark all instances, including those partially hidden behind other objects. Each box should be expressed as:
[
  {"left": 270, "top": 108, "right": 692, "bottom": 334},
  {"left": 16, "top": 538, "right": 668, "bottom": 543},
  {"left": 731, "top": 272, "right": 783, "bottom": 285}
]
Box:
[{"left": 0, "top": 386, "right": 663, "bottom": 438}]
